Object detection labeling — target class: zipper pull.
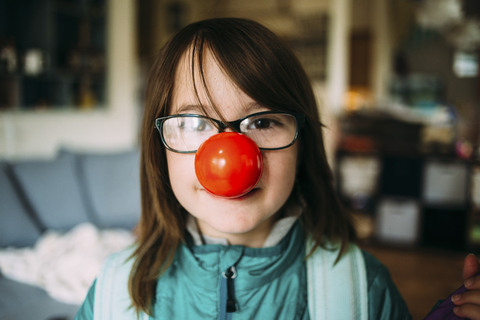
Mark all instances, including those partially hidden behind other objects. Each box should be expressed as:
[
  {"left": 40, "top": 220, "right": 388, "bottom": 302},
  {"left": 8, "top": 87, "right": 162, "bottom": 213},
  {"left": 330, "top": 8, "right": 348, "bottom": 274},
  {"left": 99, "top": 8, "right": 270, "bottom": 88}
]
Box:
[{"left": 222, "top": 266, "right": 237, "bottom": 313}]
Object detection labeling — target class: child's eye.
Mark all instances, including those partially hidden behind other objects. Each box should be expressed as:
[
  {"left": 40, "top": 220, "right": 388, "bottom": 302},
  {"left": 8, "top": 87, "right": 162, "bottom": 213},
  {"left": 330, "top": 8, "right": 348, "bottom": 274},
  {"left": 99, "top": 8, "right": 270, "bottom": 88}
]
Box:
[
  {"left": 193, "top": 119, "right": 212, "bottom": 131},
  {"left": 244, "top": 116, "right": 283, "bottom": 131},
  {"left": 179, "top": 117, "right": 213, "bottom": 132},
  {"left": 196, "top": 120, "right": 210, "bottom": 131},
  {"left": 248, "top": 118, "right": 274, "bottom": 129}
]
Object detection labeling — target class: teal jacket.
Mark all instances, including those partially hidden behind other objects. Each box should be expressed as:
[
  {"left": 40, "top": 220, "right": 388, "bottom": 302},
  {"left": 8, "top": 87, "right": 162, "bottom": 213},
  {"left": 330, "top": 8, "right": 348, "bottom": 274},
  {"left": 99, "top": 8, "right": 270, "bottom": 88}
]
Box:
[{"left": 75, "top": 222, "right": 412, "bottom": 319}]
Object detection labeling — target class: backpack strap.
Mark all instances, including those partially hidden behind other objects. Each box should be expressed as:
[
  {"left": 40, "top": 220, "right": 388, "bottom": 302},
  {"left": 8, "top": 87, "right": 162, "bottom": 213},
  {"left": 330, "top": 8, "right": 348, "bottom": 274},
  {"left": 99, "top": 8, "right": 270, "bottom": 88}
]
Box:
[
  {"left": 306, "top": 241, "right": 368, "bottom": 320},
  {"left": 94, "top": 247, "right": 148, "bottom": 320},
  {"left": 95, "top": 242, "right": 367, "bottom": 320}
]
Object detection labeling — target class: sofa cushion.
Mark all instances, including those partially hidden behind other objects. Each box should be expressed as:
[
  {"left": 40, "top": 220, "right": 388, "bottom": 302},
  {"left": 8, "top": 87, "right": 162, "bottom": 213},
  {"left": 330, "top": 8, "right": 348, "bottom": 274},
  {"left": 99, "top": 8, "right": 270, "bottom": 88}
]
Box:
[
  {"left": 78, "top": 149, "right": 141, "bottom": 229},
  {"left": 0, "top": 275, "right": 79, "bottom": 320},
  {"left": 0, "top": 162, "right": 42, "bottom": 247},
  {"left": 11, "top": 153, "right": 91, "bottom": 231}
]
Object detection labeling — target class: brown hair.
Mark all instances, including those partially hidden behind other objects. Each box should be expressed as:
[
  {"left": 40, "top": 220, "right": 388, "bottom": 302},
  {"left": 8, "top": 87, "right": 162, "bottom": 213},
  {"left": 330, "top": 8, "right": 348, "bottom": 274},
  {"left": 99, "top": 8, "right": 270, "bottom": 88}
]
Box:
[{"left": 130, "top": 17, "right": 356, "bottom": 316}]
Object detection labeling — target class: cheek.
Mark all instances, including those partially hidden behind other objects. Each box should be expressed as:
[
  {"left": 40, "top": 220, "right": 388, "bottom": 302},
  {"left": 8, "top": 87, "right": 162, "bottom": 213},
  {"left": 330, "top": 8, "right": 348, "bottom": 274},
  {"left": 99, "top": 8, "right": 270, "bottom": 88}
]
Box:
[
  {"left": 261, "top": 144, "right": 299, "bottom": 196},
  {"left": 167, "top": 152, "right": 197, "bottom": 196}
]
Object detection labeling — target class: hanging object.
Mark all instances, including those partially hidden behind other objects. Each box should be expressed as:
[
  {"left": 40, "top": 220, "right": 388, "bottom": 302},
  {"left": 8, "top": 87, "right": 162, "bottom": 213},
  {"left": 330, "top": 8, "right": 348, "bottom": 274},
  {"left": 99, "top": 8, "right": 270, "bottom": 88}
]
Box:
[
  {"left": 416, "top": 0, "right": 463, "bottom": 30},
  {"left": 447, "top": 19, "right": 480, "bottom": 51},
  {"left": 415, "top": 0, "right": 480, "bottom": 50}
]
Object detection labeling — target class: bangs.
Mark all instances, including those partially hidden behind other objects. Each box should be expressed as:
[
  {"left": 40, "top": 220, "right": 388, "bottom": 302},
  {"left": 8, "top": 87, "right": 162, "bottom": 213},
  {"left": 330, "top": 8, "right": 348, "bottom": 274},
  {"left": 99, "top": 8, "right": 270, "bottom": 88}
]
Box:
[{"left": 181, "top": 19, "right": 311, "bottom": 120}]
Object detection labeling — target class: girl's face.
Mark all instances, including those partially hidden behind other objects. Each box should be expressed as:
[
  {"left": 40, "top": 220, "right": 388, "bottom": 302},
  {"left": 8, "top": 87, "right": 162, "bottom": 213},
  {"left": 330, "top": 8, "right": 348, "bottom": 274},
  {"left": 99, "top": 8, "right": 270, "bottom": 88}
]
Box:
[{"left": 166, "top": 50, "right": 299, "bottom": 247}]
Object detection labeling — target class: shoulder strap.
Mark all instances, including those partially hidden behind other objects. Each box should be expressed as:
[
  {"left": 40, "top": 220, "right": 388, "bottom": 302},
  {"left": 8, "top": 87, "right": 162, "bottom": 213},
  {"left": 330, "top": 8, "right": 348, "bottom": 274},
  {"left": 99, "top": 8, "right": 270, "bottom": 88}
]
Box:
[
  {"left": 96, "top": 242, "right": 367, "bottom": 320},
  {"left": 306, "top": 241, "right": 368, "bottom": 320},
  {"left": 94, "top": 247, "right": 148, "bottom": 320}
]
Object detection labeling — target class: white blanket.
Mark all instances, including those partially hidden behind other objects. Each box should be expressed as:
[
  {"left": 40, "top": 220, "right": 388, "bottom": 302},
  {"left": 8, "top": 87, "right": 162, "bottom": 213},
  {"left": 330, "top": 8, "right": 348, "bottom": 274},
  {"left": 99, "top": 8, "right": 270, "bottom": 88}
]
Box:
[{"left": 0, "top": 223, "right": 135, "bottom": 305}]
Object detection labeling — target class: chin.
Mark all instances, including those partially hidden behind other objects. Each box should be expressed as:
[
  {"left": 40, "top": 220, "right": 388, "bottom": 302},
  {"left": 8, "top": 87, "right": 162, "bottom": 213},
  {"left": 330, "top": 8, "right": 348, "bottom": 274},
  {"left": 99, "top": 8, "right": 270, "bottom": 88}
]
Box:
[
  {"left": 211, "top": 217, "right": 260, "bottom": 234},
  {"left": 204, "top": 209, "right": 275, "bottom": 237}
]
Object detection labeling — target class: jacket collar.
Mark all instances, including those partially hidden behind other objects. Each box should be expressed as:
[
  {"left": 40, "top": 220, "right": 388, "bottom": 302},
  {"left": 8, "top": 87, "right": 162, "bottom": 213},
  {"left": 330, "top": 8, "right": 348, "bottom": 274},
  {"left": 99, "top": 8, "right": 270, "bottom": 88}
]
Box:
[{"left": 176, "top": 220, "right": 305, "bottom": 291}]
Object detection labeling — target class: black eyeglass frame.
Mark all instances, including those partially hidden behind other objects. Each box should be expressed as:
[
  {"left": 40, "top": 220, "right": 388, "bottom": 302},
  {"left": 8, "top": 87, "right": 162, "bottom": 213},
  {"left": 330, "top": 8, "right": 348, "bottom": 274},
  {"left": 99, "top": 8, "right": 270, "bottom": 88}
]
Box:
[{"left": 154, "top": 111, "right": 306, "bottom": 154}]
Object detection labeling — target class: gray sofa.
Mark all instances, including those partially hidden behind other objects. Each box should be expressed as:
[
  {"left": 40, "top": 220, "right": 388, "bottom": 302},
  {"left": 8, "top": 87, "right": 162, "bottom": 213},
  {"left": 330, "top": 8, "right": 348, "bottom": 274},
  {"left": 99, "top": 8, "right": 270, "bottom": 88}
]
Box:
[{"left": 0, "top": 149, "right": 141, "bottom": 320}]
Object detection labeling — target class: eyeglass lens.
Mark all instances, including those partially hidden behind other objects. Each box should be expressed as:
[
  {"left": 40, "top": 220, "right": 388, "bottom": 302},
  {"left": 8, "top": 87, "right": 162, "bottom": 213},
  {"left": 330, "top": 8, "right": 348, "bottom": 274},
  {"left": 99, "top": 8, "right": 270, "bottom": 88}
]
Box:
[{"left": 161, "top": 113, "right": 298, "bottom": 152}]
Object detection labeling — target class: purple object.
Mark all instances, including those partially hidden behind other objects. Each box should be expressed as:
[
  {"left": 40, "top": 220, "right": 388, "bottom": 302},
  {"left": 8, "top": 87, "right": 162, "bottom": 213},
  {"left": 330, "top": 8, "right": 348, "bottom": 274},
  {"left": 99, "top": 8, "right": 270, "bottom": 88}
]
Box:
[{"left": 423, "top": 284, "right": 468, "bottom": 320}]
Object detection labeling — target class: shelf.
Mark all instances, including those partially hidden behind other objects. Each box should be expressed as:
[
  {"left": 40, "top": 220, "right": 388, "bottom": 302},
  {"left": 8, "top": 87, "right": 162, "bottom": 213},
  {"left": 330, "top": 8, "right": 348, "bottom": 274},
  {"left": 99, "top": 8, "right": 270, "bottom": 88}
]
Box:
[{"left": 0, "top": 0, "right": 106, "bottom": 111}]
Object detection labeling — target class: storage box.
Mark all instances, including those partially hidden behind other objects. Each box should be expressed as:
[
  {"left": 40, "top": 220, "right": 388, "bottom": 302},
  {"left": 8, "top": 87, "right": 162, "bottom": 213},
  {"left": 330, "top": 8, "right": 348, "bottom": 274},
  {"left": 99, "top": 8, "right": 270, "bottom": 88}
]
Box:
[{"left": 376, "top": 197, "right": 421, "bottom": 245}]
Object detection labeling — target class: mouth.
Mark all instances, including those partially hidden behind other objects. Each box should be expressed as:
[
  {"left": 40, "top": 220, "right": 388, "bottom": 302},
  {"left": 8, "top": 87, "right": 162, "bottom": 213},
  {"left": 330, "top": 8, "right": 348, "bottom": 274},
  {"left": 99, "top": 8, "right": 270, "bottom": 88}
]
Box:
[
  {"left": 231, "top": 188, "right": 260, "bottom": 200},
  {"left": 199, "top": 187, "right": 260, "bottom": 200}
]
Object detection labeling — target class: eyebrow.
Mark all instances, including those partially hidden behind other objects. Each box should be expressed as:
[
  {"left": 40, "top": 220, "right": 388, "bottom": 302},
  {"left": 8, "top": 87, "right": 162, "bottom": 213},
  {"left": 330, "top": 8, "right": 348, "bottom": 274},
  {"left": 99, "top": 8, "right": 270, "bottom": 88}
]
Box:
[
  {"left": 174, "top": 104, "right": 204, "bottom": 114},
  {"left": 245, "top": 102, "right": 268, "bottom": 112},
  {"left": 173, "top": 102, "right": 268, "bottom": 115}
]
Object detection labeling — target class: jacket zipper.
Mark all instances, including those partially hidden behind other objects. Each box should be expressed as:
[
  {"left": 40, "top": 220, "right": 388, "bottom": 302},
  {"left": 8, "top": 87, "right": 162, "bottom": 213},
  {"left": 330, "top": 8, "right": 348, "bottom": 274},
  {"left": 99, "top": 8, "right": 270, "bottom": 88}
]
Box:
[{"left": 220, "top": 266, "right": 237, "bottom": 319}]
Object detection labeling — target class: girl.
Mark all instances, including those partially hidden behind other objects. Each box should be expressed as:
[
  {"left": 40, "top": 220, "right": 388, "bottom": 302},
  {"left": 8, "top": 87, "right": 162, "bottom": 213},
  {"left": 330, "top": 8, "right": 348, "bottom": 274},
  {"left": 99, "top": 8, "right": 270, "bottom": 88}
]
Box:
[{"left": 75, "top": 18, "right": 480, "bottom": 320}]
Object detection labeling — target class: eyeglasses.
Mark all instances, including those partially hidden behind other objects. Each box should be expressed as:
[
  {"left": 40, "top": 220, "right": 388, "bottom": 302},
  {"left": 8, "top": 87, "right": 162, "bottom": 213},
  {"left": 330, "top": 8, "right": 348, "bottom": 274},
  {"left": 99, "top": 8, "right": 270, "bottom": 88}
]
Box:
[{"left": 155, "top": 111, "right": 305, "bottom": 153}]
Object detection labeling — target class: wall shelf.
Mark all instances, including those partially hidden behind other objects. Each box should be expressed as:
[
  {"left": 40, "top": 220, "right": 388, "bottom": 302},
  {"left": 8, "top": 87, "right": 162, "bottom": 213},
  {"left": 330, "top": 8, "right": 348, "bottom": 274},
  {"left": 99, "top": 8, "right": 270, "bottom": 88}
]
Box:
[{"left": 0, "top": 0, "right": 107, "bottom": 111}]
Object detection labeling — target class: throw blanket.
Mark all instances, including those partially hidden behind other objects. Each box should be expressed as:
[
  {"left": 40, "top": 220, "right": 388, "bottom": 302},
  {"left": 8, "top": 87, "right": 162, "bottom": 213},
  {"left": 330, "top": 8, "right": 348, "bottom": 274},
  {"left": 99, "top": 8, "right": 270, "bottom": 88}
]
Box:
[{"left": 0, "top": 223, "right": 135, "bottom": 305}]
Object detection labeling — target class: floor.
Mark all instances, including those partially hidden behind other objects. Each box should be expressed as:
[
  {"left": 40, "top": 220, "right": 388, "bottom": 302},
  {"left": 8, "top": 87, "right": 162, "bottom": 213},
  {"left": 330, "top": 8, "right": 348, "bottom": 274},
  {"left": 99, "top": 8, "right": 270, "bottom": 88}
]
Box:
[{"left": 361, "top": 244, "right": 468, "bottom": 320}]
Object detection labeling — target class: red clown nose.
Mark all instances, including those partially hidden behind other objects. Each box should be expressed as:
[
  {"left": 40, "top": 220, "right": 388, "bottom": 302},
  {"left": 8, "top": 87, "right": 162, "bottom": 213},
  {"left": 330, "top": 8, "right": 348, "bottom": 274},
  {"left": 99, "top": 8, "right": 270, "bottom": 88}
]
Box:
[{"left": 195, "top": 132, "right": 263, "bottom": 198}]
